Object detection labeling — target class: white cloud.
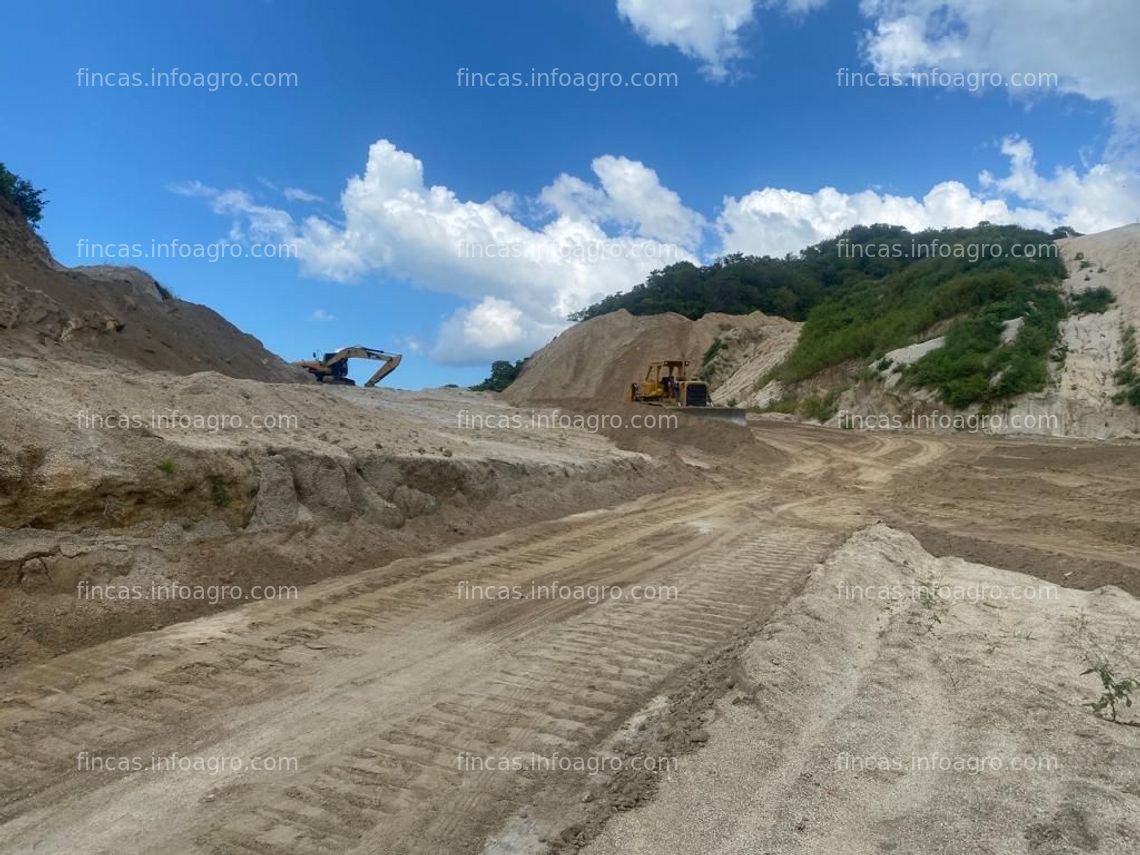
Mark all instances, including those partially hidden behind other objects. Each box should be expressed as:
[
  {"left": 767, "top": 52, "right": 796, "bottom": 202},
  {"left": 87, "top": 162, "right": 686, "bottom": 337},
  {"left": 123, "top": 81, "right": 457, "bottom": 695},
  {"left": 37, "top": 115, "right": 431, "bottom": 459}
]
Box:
[
  {"left": 168, "top": 180, "right": 218, "bottom": 198},
  {"left": 284, "top": 187, "right": 324, "bottom": 203},
  {"left": 177, "top": 140, "right": 699, "bottom": 364},
  {"left": 617, "top": 0, "right": 756, "bottom": 80},
  {"left": 616, "top": 0, "right": 826, "bottom": 79},
  {"left": 859, "top": 0, "right": 1140, "bottom": 155},
  {"left": 309, "top": 308, "right": 335, "bottom": 322},
  {"left": 718, "top": 180, "right": 1051, "bottom": 259},
  {"left": 180, "top": 136, "right": 1140, "bottom": 363},
  {"left": 432, "top": 297, "right": 566, "bottom": 364},
  {"left": 541, "top": 155, "right": 705, "bottom": 247},
  {"left": 980, "top": 136, "right": 1140, "bottom": 234},
  {"left": 718, "top": 137, "right": 1140, "bottom": 257}
]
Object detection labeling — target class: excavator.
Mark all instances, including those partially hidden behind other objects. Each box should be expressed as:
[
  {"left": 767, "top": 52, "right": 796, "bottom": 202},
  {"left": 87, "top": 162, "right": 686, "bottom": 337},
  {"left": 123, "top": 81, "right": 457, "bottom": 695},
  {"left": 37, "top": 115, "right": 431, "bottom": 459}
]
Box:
[
  {"left": 297, "top": 346, "right": 403, "bottom": 387},
  {"left": 627, "top": 359, "right": 747, "bottom": 426}
]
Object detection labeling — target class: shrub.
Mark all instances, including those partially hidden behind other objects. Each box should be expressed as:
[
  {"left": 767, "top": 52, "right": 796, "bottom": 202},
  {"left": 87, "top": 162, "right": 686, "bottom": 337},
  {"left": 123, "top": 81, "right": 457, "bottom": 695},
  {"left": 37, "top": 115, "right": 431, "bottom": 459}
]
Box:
[
  {"left": 0, "top": 163, "right": 47, "bottom": 225},
  {"left": 1069, "top": 286, "right": 1116, "bottom": 315}
]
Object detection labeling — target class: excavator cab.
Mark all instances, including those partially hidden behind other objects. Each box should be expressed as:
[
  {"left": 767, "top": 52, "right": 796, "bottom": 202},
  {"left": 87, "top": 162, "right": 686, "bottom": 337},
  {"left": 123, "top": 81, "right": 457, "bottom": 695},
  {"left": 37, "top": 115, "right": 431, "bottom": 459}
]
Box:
[{"left": 323, "top": 353, "right": 350, "bottom": 382}]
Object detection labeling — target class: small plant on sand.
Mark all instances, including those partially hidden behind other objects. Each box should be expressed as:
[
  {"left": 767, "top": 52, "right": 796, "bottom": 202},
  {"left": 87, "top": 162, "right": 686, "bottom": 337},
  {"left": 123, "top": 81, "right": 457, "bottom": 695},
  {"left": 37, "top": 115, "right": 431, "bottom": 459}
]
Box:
[
  {"left": 157, "top": 458, "right": 177, "bottom": 475},
  {"left": 1082, "top": 662, "right": 1139, "bottom": 723},
  {"left": 208, "top": 475, "right": 231, "bottom": 508},
  {"left": 910, "top": 580, "right": 949, "bottom": 633}
]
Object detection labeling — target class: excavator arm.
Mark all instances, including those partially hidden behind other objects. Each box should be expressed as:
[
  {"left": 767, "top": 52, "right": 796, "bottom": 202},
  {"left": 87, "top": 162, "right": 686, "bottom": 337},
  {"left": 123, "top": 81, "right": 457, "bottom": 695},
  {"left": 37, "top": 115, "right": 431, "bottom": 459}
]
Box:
[{"left": 360, "top": 350, "right": 402, "bottom": 387}]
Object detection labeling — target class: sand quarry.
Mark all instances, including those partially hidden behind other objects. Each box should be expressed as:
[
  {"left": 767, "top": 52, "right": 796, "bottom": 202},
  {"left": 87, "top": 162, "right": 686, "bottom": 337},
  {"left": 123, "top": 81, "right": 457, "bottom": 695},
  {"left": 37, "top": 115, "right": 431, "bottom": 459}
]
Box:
[{"left": 2, "top": 202, "right": 1139, "bottom": 854}]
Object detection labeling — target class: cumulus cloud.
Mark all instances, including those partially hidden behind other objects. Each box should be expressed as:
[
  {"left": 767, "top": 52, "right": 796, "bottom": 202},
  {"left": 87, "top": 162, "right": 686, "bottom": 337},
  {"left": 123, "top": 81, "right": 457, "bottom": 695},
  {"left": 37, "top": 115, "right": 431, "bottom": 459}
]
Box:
[
  {"left": 177, "top": 140, "right": 699, "bottom": 364},
  {"left": 432, "top": 297, "right": 566, "bottom": 364},
  {"left": 717, "top": 136, "right": 1140, "bottom": 257},
  {"left": 616, "top": 0, "right": 826, "bottom": 79},
  {"left": 541, "top": 155, "right": 705, "bottom": 247},
  {"left": 309, "top": 308, "right": 335, "bottom": 321},
  {"left": 717, "top": 177, "right": 1054, "bottom": 259},
  {"left": 859, "top": 0, "right": 1140, "bottom": 155},
  {"left": 980, "top": 136, "right": 1140, "bottom": 234},
  {"left": 617, "top": 0, "right": 756, "bottom": 80}
]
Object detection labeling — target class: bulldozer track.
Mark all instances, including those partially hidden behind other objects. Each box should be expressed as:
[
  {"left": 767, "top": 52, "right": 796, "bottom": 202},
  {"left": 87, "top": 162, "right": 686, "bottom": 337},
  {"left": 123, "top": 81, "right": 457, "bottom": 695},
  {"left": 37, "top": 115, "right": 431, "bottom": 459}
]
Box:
[
  {"left": 0, "top": 421, "right": 971, "bottom": 854},
  {"left": 0, "top": 483, "right": 843, "bottom": 854}
]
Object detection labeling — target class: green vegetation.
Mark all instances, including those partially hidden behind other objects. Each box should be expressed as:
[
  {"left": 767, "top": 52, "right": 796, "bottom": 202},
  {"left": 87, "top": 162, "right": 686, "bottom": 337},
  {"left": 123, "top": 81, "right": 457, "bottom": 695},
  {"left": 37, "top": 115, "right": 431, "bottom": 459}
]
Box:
[
  {"left": 1069, "top": 286, "right": 1116, "bottom": 315},
  {"left": 1082, "top": 662, "right": 1139, "bottom": 723},
  {"left": 470, "top": 358, "right": 527, "bottom": 392},
  {"left": 775, "top": 227, "right": 1065, "bottom": 399},
  {"left": 905, "top": 289, "right": 1066, "bottom": 408},
  {"left": 1113, "top": 324, "right": 1140, "bottom": 408},
  {"left": 573, "top": 222, "right": 1069, "bottom": 410},
  {"left": 0, "top": 163, "right": 47, "bottom": 226},
  {"left": 208, "top": 475, "right": 230, "bottom": 508},
  {"left": 761, "top": 388, "right": 844, "bottom": 422},
  {"left": 701, "top": 337, "right": 725, "bottom": 372},
  {"left": 157, "top": 458, "right": 177, "bottom": 475}
]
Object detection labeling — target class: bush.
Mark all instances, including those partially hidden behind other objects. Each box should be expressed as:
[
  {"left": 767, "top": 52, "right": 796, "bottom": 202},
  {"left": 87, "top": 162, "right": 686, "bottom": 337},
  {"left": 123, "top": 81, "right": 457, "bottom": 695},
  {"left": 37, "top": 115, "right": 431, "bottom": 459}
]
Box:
[
  {"left": 0, "top": 163, "right": 47, "bottom": 225},
  {"left": 1069, "top": 286, "right": 1116, "bottom": 315}
]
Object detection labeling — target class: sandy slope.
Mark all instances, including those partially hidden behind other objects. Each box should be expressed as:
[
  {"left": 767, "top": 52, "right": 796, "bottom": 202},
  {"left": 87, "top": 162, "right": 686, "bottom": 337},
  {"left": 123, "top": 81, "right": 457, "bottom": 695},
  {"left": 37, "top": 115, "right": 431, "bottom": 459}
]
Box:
[
  {"left": 583, "top": 524, "right": 1140, "bottom": 855},
  {"left": 505, "top": 309, "right": 789, "bottom": 407},
  {"left": 707, "top": 317, "right": 801, "bottom": 408},
  {"left": 0, "top": 357, "right": 687, "bottom": 665},
  {"left": 1003, "top": 225, "right": 1140, "bottom": 438},
  {"left": 0, "top": 202, "right": 302, "bottom": 382}
]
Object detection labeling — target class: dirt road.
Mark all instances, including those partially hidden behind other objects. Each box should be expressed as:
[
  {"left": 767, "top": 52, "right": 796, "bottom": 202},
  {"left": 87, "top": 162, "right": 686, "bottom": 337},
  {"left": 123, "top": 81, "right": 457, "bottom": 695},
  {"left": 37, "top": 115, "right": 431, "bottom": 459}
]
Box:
[{"left": 2, "top": 422, "right": 1137, "bottom": 854}]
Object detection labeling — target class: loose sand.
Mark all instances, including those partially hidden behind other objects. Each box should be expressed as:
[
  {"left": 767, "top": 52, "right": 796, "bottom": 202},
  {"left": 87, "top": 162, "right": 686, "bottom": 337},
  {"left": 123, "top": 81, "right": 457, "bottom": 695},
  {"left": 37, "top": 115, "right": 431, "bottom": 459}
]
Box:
[{"left": 583, "top": 524, "right": 1140, "bottom": 855}]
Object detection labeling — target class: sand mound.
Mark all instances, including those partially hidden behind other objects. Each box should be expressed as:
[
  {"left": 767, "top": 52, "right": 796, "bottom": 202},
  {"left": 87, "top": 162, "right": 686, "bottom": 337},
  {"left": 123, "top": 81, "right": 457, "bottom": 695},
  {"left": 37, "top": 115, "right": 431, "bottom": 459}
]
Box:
[
  {"left": 0, "top": 203, "right": 302, "bottom": 383},
  {"left": 505, "top": 309, "right": 791, "bottom": 408},
  {"left": 585, "top": 523, "right": 1140, "bottom": 855}
]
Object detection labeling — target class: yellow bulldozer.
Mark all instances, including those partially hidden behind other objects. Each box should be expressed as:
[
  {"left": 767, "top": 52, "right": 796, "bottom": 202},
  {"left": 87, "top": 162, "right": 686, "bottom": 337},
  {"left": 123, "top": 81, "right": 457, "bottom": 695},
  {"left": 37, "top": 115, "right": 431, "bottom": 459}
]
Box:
[
  {"left": 297, "top": 346, "right": 402, "bottom": 387},
  {"left": 627, "top": 359, "right": 746, "bottom": 425}
]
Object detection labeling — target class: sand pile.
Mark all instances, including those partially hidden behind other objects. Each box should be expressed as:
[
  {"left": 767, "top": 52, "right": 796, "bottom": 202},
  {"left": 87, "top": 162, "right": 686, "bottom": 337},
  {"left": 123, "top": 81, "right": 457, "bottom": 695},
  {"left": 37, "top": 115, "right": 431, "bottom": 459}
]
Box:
[
  {"left": 505, "top": 309, "right": 789, "bottom": 408},
  {"left": 0, "top": 202, "right": 302, "bottom": 383},
  {"left": 0, "top": 358, "right": 686, "bottom": 664},
  {"left": 585, "top": 523, "right": 1140, "bottom": 855}
]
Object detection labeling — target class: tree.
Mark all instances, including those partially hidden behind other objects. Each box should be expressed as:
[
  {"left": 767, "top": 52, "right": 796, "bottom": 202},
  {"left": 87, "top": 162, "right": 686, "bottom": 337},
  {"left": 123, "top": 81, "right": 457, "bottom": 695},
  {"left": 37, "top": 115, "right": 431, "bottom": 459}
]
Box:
[
  {"left": 0, "top": 163, "right": 47, "bottom": 226},
  {"left": 470, "top": 358, "right": 527, "bottom": 392}
]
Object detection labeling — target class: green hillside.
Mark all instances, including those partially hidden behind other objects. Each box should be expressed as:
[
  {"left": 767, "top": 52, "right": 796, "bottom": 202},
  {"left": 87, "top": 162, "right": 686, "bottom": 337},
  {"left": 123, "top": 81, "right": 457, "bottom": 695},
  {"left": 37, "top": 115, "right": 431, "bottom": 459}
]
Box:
[{"left": 573, "top": 223, "right": 1073, "bottom": 409}]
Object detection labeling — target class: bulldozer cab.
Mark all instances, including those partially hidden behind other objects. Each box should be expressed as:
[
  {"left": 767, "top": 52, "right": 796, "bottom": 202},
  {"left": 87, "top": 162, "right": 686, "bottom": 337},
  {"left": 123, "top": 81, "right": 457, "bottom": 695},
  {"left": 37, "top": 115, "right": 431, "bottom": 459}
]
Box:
[{"left": 644, "top": 360, "right": 689, "bottom": 383}]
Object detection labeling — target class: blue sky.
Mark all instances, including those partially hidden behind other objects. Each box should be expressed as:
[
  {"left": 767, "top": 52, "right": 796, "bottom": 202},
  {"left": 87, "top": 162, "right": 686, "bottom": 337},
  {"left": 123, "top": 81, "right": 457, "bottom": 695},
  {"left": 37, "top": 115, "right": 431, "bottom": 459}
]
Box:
[{"left": 2, "top": 0, "right": 1138, "bottom": 387}]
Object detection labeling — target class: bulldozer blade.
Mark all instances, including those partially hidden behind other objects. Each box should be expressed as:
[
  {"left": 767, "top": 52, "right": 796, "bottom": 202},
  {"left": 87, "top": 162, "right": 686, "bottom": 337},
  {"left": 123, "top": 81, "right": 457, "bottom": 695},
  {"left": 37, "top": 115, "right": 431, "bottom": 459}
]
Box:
[{"left": 685, "top": 408, "right": 748, "bottom": 427}]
